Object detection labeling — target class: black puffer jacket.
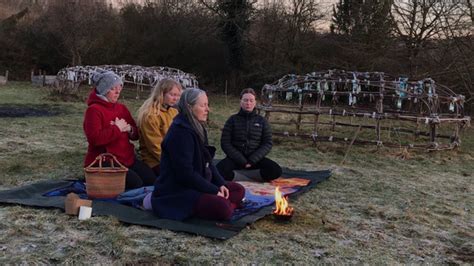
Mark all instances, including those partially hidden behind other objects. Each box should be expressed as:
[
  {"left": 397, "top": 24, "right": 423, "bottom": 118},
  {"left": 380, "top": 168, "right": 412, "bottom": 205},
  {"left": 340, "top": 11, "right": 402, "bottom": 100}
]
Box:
[{"left": 221, "top": 108, "right": 272, "bottom": 166}]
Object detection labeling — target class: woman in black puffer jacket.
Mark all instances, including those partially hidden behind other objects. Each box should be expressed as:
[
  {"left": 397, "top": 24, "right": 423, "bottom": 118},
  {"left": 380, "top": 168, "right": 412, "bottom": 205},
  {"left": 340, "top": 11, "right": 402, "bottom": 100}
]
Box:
[{"left": 216, "top": 88, "right": 282, "bottom": 181}]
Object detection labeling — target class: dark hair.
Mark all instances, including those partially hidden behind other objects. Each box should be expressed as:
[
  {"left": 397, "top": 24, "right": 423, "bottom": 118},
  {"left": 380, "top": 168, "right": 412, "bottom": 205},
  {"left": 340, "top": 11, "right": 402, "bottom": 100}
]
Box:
[{"left": 240, "top": 88, "right": 256, "bottom": 99}]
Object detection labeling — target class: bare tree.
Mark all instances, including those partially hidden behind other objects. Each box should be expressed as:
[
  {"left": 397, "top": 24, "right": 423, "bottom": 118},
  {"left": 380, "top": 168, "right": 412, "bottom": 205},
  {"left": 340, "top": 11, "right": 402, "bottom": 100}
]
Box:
[
  {"left": 467, "top": 0, "right": 473, "bottom": 23},
  {"left": 390, "top": 0, "right": 459, "bottom": 75},
  {"left": 433, "top": 2, "right": 474, "bottom": 108},
  {"left": 283, "top": 0, "right": 324, "bottom": 66},
  {"left": 39, "top": 0, "right": 117, "bottom": 66},
  {"left": 246, "top": 1, "right": 287, "bottom": 80}
]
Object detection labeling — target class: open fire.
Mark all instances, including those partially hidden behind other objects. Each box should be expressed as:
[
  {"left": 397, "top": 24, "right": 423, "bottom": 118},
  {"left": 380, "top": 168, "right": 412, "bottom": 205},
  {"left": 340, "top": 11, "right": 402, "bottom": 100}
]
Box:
[{"left": 273, "top": 186, "right": 294, "bottom": 220}]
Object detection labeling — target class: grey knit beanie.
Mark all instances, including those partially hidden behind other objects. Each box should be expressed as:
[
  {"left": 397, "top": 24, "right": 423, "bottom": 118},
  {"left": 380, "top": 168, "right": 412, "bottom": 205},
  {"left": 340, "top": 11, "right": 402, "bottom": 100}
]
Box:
[{"left": 92, "top": 70, "right": 123, "bottom": 96}]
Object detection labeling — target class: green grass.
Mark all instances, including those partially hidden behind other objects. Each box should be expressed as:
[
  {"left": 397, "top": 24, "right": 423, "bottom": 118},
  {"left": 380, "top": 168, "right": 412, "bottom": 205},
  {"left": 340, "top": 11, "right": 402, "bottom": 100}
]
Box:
[{"left": 0, "top": 82, "right": 473, "bottom": 264}]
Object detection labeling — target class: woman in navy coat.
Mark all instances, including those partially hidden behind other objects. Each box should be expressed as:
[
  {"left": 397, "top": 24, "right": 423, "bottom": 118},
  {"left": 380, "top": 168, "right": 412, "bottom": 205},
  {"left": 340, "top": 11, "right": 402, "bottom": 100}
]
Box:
[{"left": 151, "top": 88, "right": 245, "bottom": 221}]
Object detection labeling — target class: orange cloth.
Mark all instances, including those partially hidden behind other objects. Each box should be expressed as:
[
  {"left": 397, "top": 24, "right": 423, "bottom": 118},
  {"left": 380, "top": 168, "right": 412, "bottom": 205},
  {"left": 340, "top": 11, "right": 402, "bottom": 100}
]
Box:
[
  {"left": 237, "top": 177, "right": 311, "bottom": 196},
  {"left": 139, "top": 106, "right": 178, "bottom": 168},
  {"left": 270, "top": 177, "right": 311, "bottom": 187}
]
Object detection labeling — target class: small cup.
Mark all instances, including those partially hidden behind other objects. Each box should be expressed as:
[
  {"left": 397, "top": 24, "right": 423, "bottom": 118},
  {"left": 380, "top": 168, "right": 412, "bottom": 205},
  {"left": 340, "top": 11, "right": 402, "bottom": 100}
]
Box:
[{"left": 78, "top": 206, "right": 92, "bottom": 220}]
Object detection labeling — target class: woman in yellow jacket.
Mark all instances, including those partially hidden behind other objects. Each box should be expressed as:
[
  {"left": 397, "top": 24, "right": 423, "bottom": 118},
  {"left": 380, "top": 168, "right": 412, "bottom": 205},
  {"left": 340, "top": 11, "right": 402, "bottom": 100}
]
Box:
[{"left": 137, "top": 79, "right": 182, "bottom": 176}]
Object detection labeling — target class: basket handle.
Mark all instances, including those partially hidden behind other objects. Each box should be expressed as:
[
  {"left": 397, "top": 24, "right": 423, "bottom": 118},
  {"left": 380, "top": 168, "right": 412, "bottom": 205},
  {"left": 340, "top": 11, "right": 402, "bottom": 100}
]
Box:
[{"left": 85, "top": 153, "right": 127, "bottom": 170}]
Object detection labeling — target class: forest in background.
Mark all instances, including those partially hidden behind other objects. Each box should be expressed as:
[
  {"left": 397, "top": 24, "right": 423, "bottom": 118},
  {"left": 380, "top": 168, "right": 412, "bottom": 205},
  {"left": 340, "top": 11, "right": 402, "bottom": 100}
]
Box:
[{"left": 0, "top": 0, "right": 472, "bottom": 111}]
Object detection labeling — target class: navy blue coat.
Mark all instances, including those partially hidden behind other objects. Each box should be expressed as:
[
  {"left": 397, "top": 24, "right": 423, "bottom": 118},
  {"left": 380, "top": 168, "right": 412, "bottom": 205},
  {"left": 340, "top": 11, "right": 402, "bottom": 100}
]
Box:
[{"left": 151, "top": 114, "right": 226, "bottom": 220}]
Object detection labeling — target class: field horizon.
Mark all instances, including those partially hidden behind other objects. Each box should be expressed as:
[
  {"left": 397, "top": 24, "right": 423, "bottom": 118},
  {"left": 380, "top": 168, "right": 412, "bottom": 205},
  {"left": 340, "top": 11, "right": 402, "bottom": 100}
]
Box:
[{"left": 0, "top": 82, "right": 472, "bottom": 264}]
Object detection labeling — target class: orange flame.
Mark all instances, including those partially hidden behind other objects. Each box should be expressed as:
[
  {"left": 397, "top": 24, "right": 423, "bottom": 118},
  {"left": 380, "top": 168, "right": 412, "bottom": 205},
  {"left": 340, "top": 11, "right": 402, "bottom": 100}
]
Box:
[{"left": 273, "top": 186, "right": 294, "bottom": 216}]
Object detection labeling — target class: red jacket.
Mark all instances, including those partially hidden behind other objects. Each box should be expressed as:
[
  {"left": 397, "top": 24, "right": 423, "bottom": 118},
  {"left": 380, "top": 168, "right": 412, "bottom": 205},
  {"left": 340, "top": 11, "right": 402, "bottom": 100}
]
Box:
[{"left": 83, "top": 89, "right": 139, "bottom": 167}]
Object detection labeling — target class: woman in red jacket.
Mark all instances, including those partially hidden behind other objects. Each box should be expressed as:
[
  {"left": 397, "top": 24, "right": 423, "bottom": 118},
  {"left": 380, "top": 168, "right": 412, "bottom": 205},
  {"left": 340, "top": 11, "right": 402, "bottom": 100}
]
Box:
[{"left": 83, "top": 70, "right": 155, "bottom": 189}]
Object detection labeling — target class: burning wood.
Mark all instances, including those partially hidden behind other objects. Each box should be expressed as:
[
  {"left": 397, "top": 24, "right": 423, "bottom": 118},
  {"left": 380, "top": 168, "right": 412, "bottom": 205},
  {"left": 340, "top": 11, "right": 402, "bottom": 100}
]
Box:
[{"left": 273, "top": 186, "right": 294, "bottom": 220}]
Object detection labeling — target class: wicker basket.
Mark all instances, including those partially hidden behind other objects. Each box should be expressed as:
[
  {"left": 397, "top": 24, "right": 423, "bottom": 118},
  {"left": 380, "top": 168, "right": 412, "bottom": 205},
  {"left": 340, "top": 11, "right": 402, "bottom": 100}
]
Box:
[{"left": 84, "top": 153, "right": 128, "bottom": 199}]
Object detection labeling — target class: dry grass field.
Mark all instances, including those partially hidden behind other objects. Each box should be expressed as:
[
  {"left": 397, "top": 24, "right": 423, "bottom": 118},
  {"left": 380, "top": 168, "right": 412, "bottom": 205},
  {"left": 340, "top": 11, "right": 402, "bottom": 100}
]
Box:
[{"left": 0, "top": 82, "right": 472, "bottom": 264}]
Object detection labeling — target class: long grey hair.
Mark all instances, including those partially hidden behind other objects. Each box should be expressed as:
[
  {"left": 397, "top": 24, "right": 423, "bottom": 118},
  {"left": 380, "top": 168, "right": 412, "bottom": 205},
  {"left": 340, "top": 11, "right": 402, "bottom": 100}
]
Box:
[{"left": 177, "top": 88, "right": 207, "bottom": 143}]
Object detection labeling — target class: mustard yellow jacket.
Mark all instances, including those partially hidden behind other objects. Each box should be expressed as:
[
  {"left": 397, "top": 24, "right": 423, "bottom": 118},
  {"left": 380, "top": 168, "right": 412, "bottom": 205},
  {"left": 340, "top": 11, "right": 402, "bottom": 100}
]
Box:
[{"left": 139, "top": 106, "right": 178, "bottom": 168}]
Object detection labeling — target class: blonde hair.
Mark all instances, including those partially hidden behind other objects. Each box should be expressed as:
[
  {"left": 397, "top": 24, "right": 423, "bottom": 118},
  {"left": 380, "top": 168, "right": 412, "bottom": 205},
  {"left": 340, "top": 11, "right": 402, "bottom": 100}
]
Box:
[{"left": 137, "top": 79, "right": 182, "bottom": 127}]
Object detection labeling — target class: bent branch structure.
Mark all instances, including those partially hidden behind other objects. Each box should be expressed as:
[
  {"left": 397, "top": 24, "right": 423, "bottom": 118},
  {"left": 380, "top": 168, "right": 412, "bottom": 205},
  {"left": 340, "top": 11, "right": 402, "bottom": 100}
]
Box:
[
  {"left": 258, "top": 70, "right": 471, "bottom": 151},
  {"left": 56, "top": 65, "right": 199, "bottom": 94}
]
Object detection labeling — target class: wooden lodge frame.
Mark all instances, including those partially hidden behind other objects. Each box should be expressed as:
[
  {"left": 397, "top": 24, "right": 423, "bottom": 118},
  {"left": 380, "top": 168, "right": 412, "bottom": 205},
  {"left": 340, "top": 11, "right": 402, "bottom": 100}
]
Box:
[{"left": 258, "top": 70, "right": 471, "bottom": 151}]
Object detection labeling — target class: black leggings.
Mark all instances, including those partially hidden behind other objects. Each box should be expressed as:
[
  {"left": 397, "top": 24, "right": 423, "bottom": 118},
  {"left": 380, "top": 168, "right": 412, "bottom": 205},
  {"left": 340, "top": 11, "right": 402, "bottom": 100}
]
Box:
[
  {"left": 216, "top": 157, "right": 282, "bottom": 181},
  {"left": 126, "top": 159, "right": 157, "bottom": 189}
]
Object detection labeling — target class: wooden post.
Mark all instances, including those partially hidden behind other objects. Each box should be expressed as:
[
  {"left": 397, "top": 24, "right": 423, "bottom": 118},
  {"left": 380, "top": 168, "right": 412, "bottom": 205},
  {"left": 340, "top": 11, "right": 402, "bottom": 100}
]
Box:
[
  {"left": 296, "top": 102, "right": 303, "bottom": 131},
  {"left": 331, "top": 114, "right": 335, "bottom": 132},
  {"left": 376, "top": 119, "right": 382, "bottom": 143},
  {"left": 430, "top": 122, "right": 436, "bottom": 143},
  {"left": 452, "top": 106, "right": 461, "bottom": 143},
  {"left": 414, "top": 120, "right": 419, "bottom": 142},
  {"left": 313, "top": 92, "right": 322, "bottom": 134},
  {"left": 5, "top": 70, "right": 8, "bottom": 81},
  {"left": 376, "top": 82, "right": 384, "bottom": 143},
  {"left": 453, "top": 123, "right": 460, "bottom": 144},
  {"left": 265, "top": 110, "right": 271, "bottom": 122}
]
